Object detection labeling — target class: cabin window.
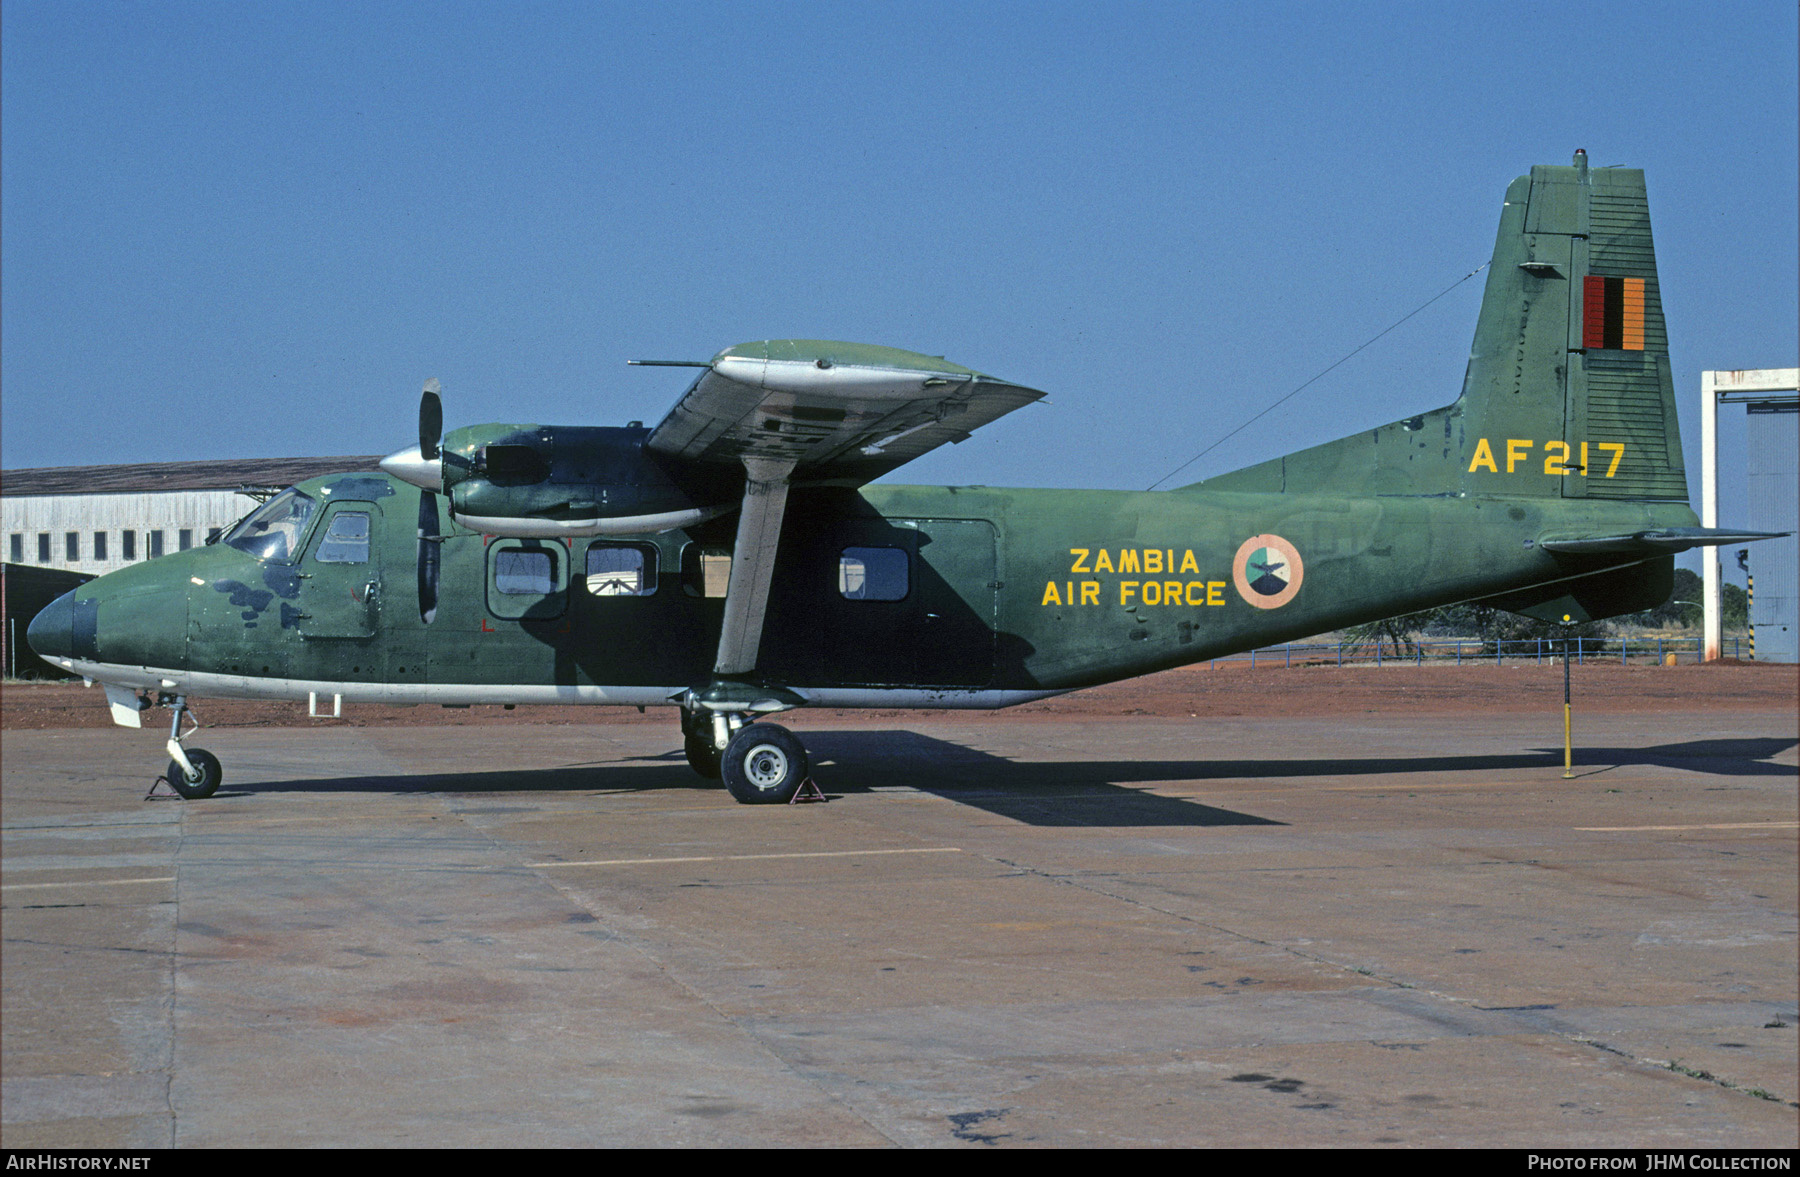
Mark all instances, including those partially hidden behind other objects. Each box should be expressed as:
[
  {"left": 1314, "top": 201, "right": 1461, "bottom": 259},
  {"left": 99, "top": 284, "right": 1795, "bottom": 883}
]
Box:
[
  {"left": 93, "top": 532, "right": 108, "bottom": 561},
  {"left": 66, "top": 533, "right": 79, "bottom": 562},
  {"left": 680, "top": 544, "right": 732, "bottom": 598},
  {"left": 486, "top": 539, "right": 567, "bottom": 620},
  {"left": 496, "top": 550, "right": 554, "bottom": 594},
  {"left": 315, "top": 512, "right": 371, "bottom": 564},
  {"left": 839, "top": 546, "right": 908, "bottom": 601},
  {"left": 585, "top": 544, "right": 656, "bottom": 596},
  {"left": 148, "top": 531, "right": 164, "bottom": 559},
  {"left": 9, "top": 534, "right": 21, "bottom": 563},
  {"left": 121, "top": 531, "right": 136, "bottom": 561}
]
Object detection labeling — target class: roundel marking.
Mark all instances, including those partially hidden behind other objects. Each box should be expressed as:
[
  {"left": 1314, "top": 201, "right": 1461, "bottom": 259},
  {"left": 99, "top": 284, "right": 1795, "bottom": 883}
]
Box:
[{"left": 1232, "top": 534, "right": 1303, "bottom": 610}]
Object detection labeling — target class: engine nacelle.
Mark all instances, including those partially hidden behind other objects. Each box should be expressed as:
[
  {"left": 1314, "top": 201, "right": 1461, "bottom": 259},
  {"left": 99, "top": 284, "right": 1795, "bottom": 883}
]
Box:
[{"left": 438, "top": 423, "right": 733, "bottom": 538}]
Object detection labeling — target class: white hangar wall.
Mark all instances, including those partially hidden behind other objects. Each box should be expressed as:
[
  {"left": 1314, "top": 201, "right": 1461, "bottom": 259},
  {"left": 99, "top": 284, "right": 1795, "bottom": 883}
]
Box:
[{"left": 4, "top": 490, "right": 264, "bottom": 575}]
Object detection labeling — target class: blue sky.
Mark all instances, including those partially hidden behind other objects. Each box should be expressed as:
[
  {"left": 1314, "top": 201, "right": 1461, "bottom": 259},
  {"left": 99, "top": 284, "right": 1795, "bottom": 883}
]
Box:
[{"left": 4, "top": 1, "right": 1794, "bottom": 579}]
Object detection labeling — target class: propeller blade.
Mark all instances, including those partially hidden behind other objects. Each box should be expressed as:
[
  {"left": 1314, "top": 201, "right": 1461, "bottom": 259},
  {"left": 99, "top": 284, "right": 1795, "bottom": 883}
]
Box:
[
  {"left": 417, "top": 490, "right": 440, "bottom": 625},
  {"left": 420, "top": 379, "right": 443, "bottom": 461}
]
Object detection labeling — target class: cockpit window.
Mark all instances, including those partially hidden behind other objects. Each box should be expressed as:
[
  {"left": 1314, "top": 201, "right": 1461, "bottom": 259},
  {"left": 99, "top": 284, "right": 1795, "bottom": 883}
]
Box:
[
  {"left": 222, "top": 488, "right": 317, "bottom": 562},
  {"left": 315, "top": 511, "right": 371, "bottom": 564}
]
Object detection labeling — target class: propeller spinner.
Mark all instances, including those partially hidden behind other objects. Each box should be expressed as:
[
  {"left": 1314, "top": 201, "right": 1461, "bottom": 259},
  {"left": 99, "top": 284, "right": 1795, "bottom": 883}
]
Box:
[{"left": 378, "top": 380, "right": 445, "bottom": 492}]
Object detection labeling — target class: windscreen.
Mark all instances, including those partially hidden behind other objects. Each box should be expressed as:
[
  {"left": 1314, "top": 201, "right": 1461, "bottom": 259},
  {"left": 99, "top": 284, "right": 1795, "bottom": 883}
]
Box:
[{"left": 222, "top": 488, "right": 317, "bottom": 562}]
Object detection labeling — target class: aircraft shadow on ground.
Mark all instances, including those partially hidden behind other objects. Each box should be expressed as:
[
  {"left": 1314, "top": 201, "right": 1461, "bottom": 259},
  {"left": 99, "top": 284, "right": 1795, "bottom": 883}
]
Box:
[{"left": 224, "top": 731, "right": 1796, "bottom": 828}]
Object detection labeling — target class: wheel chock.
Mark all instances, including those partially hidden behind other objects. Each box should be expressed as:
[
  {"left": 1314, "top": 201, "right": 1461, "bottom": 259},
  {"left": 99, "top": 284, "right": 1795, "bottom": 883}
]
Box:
[
  {"left": 144, "top": 774, "right": 183, "bottom": 801},
  {"left": 788, "top": 776, "right": 827, "bottom": 805}
]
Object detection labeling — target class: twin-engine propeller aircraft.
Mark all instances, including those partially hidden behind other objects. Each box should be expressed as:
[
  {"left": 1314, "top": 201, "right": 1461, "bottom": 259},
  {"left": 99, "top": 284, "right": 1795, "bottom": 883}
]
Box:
[{"left": 28, "top": 154, "right": 1783, "bottom": 803}]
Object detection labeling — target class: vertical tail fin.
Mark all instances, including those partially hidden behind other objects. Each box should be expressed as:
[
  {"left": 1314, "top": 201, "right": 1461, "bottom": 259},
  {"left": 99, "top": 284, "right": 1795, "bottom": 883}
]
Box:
[
  {"left": 1191, "top": 153, "right": 1688, "bottom": 502},
  {"left": 1460, "top": 150, "right": 1687, "bottom": 500}
]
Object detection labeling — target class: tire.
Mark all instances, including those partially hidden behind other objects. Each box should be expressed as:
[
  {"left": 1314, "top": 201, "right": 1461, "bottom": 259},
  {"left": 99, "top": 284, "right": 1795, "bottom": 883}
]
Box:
[
  {"left": 684, "top": 731, "right": 723, "bottom": 779},
  {"left": 681, "top": 710, "right": 723, "bottom": 779},
  {"left": 167, "top": 748, "right": 222, "bottom": 800},
  {"left": 721, "top": 723, "right": 807, "bottom": 805}
]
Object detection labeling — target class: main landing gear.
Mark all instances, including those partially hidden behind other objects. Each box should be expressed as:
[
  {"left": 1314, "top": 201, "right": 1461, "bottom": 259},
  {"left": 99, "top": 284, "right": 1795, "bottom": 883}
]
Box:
[
  {"left": 156, "top": 694, "right": 222, "bottom": 800},
  {"left": 681, "top": 706, "right": 812, "bottom": 804}
]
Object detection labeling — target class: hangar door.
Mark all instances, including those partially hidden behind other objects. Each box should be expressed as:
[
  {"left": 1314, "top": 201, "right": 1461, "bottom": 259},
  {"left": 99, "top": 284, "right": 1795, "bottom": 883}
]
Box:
[{"left": 1746, "top": 400, "right": 1797, "bottom": 662}]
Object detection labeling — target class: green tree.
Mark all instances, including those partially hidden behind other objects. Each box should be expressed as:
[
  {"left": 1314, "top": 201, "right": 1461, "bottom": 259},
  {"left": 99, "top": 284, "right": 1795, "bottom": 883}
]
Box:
[
  {"left": 1724, "top": 581, "right": 1749, "bottom": 629},
  {"left": 1622, "top": 568, "right": 1746, "bottom": 629}
]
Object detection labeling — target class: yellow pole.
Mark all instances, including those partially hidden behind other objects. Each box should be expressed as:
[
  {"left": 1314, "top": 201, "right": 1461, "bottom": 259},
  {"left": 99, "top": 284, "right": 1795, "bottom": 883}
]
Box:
[
  {"left": 1562, "top": 615, "right": 1575, "bottom": 778},
  {"left": 1563, "top": 702, "right": 1573, "bottom": 778}
]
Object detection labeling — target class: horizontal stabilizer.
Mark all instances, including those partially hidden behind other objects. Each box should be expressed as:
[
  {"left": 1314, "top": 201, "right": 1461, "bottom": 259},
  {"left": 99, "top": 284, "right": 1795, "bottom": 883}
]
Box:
[{"left": 1538, "top": 527, "right": 1789, "bottom": 555}]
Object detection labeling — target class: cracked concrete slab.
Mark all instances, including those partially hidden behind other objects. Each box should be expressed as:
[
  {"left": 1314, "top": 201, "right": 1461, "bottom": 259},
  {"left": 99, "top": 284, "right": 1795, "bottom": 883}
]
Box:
[{"left": 2, "top": 706, "right": 1794, "bottom": 1146}]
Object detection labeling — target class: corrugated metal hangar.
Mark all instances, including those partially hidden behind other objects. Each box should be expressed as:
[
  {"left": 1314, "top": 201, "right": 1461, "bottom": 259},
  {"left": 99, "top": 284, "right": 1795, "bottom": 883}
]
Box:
[
  {"left": 1744, "top": 399, "right": 1797, "bottom": 661},
  {"left": 1701, "top": 369, "right": 1799, "bottom": 664}
]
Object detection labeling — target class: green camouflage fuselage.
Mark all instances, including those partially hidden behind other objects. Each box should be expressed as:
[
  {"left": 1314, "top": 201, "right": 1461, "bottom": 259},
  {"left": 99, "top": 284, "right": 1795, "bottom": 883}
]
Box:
[{"left": 52, "top": 470, "right": 1692, "bottom": 706}]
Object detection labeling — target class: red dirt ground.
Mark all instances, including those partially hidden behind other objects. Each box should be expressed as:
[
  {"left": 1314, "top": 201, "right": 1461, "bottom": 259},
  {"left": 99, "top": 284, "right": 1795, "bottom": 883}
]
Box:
[{"left": 2, "top": 660, "right": 1792, "bottom": 732}]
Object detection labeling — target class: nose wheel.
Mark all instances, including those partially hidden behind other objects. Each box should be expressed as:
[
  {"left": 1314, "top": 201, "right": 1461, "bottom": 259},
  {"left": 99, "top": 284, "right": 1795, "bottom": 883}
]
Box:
[
  {"left": 166, "top": 747, "right": 222, "bottom": 800},
  {"left": 151, "top": 694, "right": 223, "bottom": 800}
]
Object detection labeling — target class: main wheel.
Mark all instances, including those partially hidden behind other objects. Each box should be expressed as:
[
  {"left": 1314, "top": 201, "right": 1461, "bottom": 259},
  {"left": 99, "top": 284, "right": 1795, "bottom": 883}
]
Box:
[
  {"left": 167, "top": 748, "right": 222, "bottom": 800},
  {"left": 681, "top": 710, "right": 723, "bottom": 779},
  {"left": 684, "top": 731, "right": 723, "bottom": 779},
  {"left": 721, "top": 723, "right": 807, "bottom": 805}
]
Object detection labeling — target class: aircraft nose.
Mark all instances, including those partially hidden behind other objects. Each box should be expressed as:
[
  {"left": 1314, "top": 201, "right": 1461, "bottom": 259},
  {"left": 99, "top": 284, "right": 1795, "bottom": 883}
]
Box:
[{"left": 27, "top": 589, "right": 77, "bottom": 661}]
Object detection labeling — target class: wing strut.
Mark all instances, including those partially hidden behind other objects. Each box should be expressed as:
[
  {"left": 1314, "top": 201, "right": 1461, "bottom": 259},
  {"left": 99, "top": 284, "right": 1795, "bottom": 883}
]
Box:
[{"left": 713, "top": 456, "right": 795, "bottom": 677}]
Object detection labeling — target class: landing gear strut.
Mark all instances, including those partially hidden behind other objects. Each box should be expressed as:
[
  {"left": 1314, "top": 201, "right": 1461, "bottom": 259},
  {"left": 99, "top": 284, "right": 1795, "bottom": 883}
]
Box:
[{"left": 157, "top": 694, "right": 222, "bottom": 800}]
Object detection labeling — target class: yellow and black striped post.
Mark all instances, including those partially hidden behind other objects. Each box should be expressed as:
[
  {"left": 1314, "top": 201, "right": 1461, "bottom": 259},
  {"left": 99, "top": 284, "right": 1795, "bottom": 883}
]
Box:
[{"left": 1738, "top": 549, "right": 1755, "bottom": 661}]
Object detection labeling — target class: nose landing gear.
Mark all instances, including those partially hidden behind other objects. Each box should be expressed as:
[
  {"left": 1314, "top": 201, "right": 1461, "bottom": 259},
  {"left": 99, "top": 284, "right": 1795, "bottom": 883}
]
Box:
[{"left": 153, "top": 694, "right": 222, "bottom": 800}]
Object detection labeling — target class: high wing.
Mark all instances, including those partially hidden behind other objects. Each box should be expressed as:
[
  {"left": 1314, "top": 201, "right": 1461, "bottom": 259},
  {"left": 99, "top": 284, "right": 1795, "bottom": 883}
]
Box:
[
  {"left": 642, "top": 340, "right": 1045, "bottom": 486},
  {"left": 632, "top": 340, "right": 1045, "bottom": 707}
]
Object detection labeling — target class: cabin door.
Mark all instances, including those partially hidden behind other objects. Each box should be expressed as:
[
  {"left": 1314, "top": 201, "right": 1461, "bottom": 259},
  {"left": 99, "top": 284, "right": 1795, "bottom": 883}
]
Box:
[
  {"left": 298, "top": 500, "right": 381, "bottom": 640},
  {"left": 822, "top": 517, "right": 995, "bottom": 689}
]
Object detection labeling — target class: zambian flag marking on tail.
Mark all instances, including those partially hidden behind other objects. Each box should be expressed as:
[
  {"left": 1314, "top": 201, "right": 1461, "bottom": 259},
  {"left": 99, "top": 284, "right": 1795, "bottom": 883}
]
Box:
[{"left": 1583, "top": 275, "right": 1646, "bottom": 351}]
